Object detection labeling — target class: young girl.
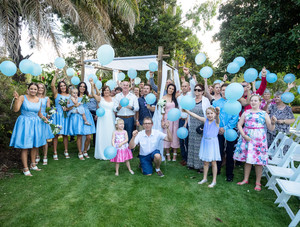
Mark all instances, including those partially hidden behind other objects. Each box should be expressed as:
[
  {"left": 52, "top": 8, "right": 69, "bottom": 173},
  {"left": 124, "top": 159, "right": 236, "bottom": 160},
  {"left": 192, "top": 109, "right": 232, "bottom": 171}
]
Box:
[
  {"left": 110, "top": 118, "right": 134, "bottom": 176},
  {"left": 185, "top": 107, "right": 221, "bottom": 188},
  {"left": 68, "top": 88, "right": 91, "bottom": 125}
]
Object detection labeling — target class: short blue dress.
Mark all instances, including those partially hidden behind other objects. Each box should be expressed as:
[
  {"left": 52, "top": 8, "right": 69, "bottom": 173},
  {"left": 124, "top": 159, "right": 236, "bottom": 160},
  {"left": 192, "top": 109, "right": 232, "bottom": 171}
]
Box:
[
  {"left": 40, "top": 97, "right": 54, "bottom": 140},
  {"left": 10, "top": 96, "right": 47, "bottom": 149},
  {"left": 68, "top": 97, "right": 96, "bottom": 136},
  {"left": 199, "top": 119, "right": 221, "bottom": 162},
  {"left": 51, "top": 94, "right": 70, "bottom": 135}
]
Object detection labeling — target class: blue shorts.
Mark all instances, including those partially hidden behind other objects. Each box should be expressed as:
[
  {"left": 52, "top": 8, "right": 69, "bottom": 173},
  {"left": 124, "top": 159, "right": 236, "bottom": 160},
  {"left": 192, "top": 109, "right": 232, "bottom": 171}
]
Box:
[{"left": 139, "top": 150, "right": 161, "bottom": 175}]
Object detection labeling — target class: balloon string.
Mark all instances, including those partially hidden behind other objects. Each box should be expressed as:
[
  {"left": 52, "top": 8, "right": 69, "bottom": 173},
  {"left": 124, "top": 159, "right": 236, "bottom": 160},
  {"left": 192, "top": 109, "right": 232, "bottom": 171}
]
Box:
[{"left": 10, "top": 97, "right": 15, "bottom": 110}]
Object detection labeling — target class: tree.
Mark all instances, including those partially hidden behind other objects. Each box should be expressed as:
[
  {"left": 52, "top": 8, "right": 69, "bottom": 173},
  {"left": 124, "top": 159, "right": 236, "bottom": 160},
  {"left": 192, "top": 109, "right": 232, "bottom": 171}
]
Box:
[
  {"left": 214, "top": 0, "right": 300, "bottom": 77},
  {"left": 0, "top": 0, "right": 139, "bottom": 66}
]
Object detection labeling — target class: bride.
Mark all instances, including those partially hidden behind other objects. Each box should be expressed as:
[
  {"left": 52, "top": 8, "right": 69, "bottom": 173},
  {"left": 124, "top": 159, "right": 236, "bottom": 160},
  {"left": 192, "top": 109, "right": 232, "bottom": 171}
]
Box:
[{"left": 90, "top": 81, "right": 115, "bottom": 160}]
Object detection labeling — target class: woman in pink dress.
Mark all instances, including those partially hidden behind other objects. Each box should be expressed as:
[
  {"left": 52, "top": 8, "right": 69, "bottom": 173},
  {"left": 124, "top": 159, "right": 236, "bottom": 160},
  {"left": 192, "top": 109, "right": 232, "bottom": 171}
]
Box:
[
  {"left": 234, "top": 94, "right": 277, "bottom": 191},
  {"left": 161, "top": 84, "right": 180, "bottom": 161},
  {"left": 110, "top": 118, "right": 134, "bottom": 176}
]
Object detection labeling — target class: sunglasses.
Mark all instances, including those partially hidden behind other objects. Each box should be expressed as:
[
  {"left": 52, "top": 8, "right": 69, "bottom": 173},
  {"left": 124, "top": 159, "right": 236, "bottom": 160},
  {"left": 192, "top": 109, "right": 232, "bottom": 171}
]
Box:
[{"left": 194, "top": 89, "right": 203, "bottom": 92}]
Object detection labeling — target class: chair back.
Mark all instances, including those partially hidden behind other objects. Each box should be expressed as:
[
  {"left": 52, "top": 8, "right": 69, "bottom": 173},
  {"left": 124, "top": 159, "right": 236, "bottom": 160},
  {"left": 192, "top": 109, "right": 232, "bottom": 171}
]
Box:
[
  {"left": 278, "top": 142, "right": 298, "bottom": 167},
  {"left": 268, "top": 132, "right": 286, "bottom": 157}
]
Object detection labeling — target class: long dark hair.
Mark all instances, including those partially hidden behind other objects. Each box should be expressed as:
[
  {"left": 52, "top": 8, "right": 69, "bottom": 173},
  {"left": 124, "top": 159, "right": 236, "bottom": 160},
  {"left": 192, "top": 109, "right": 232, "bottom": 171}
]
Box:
[
  {"left": 101, "top": 85, "right": 111, "bottom": 97},
  {"left": 77, "top": 82, "right": 89, "bottom": 96},
  {"left": 57, "top": 81, "right": 69, "bottom": 94},
  {"left": 166, "top": 83, "right": 178, "bottom": 108},
  {"left": 28, "top": 82, "right": 38, "bottom": 90}
]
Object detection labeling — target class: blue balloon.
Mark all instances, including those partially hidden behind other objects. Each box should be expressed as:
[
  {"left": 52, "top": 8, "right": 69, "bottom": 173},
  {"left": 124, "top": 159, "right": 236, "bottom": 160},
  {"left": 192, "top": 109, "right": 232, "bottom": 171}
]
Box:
[
  {"left": 71, "top": 76, "right": 80, "bottom": 85},
  {"left": 177, "top": 127, "right": 189, "bottom": 139},
  {"left": 180, "top": 96, "right": 196, "bottom": 110},
  {"left": 19, "top": 59, "right": 34, "bottom": 74},
  {"left": 284, "top": 73, "right": 296, "bottom": 83},
  {"left": 227, "top": 62, "right": 240, "bottom": 74},
  {"left": 195, "top": 53, "right": 206, "bottom": 65},
  {"left": 54, "top": 57, "right": 65, "bottom": 69},
  {"left": 149, "top": 62, "right": 158, "bottom": 72},
  {"left": 146, "top": 71, "right": 151, "bottom": 80},
  {"left": 0, "top": 61, "right": 17, "bottom": 76},
  {"left": 266, "top": 73, "right": 277, "bottom": 83},
  {"left": 224, "top": 129, "right": 238, "bottom": 142},
  {"left": 96, "top": 107, "right": 105, "bottom": 117},
  {"left": 106, "top": 80, "right": 116, "bottom": 90},
  {"left": 200, "top": 66, "right": 213, "bottom": 78},
  {"left": 128, "top": 68, "right": 137, "bottom": 79},
  {"left": 225, "top": 83, "right": 244, "bottom": 100},
  {"left": 120, "top": 97, "right": 129, "bottom": 107},
  {"left": 167, "top": 108, "right": 181, "bottom": 121},
  {"left": 259, "top": 69, "right": 270, "bottom": 79},
  {"left": 145, "top": 93, "right": 156, "bottom": 105},
  {"left": 66, "top": 68, "right": 75, "bottom": 76},
  {"left": 214, "top": 80, "right": 222, "bottom": 84},
  {"left": 298, "top": 86, "right": 300, "bottom": 94},
  {"left": 244, "top": 68, "right": 258, "bottom": 83},
  {"left": 134, "top": 77, "right": 141, "bottom": 85},
  {"left": 255, "top": 81, "right": 261, "bottom": 89},
  {"left": 233, "top": 56, "right": 246, "bottom": 67},
  {"left": 104, "top": 146, "right": 117, "bottom": 159},
  {"left": 88, "top": 74, "right": 98, "bottom": 83},
  {"left": 281, "top": 92, "right": 295, "bottom": 104},
  {"left": 96, "top": 80, "right": 102, "bottom": 89},
  {"left": 224, "top": 100, "right": 242, "bottom": 115},
  {"left": 97, "top": 44, "right": 115, "bottom": 65},
  {"left": 117, "top": 72, "right": 125, "bottom": 81},
  {"left": 31, "top": 63, "right": 42, "bottom": 76}
]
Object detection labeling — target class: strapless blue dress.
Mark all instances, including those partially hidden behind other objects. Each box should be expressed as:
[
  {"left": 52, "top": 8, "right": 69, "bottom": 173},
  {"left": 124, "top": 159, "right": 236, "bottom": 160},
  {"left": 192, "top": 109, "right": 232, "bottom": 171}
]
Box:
[{"left": 10, "top": 95, "right": 47, "bottom": 149}]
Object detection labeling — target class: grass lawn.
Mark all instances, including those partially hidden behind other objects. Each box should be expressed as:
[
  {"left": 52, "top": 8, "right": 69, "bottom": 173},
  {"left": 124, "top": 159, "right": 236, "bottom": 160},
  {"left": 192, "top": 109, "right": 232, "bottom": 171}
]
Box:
[{"left": 0, "top": 139, "right": 299, "bottom": 227}]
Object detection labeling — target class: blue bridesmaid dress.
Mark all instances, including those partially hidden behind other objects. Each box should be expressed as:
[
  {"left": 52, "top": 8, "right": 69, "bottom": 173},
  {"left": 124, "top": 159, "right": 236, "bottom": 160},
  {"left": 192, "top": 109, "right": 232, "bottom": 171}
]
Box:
[
  {"left": 10, "top": 96, "right": 47, "bottom": 149},
  {"left": 68, "top": 97, "right": 96, "bottom": 135},
  {"left": 40, "top": 97, "right": 54, "bottom": 140},
  {"left": 51, "top": 94, "right": 70, "bottom": 135}
]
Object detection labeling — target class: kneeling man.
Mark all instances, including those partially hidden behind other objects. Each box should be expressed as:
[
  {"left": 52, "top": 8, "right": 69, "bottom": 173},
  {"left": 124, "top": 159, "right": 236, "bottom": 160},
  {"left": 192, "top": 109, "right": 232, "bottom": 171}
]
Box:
[{"left": 129, "top": 117, "right": 172, "bottom": 177}]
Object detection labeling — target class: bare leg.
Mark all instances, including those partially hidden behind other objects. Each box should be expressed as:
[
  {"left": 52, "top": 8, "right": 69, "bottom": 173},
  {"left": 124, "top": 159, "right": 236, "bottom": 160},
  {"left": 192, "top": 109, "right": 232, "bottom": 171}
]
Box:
[
  {"left": 43, "top": 143, "right": 48, "bottom": 158},
  {"left": 172, "top": 148, "right": 177, "bottom": 161},
  {"left": 153, "top": 154, "right": 162, "bottom": 169},
  {"left": 21, "top": 149, "right": 29, "bottom": 169},
  {"left": 255, "top": 165, "right": 263, "bottom": 190},
  {"left": 165, "top": 148, "right": 171, "bottom": 161},
  {"left": 203, "top": 161, "right": 209, "bottom": 181},
  {"left": 115, "top": 163, "right": 120, "bottom": 176},
  {"left": 63, "top": 135, "right": 68, "bottom": 152},
  {"left": 53, "top": 135, "right": 58, "bottom": 154},
  {"left": 211, "top": 161, "right": 217, "bottom": 184},
  {"left": 83, "top": 135, "right": 91, "bottom": 158},
  {"left": 125, "top": 160, "right": 133, "bottom": 173},
  {"left": 77, "top": 135, "right": 84, "bottom": 160},
  {"left": 237, "top": 163, "right": 252, "bottom": 185},
  {"left": 30, "top": 148, "right": 41, "bottom": 170},
  {"left": 82, "top": 113, "right": 91, "bottom": 125}
]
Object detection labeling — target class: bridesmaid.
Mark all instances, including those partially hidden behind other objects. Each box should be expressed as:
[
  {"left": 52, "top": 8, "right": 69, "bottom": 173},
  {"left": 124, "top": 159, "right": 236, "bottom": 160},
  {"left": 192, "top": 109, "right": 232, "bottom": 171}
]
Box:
[
  {"left": 36, "top": 83, "right": 54, "bottom": 165},
  {"left": 161, "top": 83, "right": 180, "bottom": 161},
  {"left": 10, "top": 83, "right": 48, "bottom": 176},
  {"left": 51, "top": 70, "right": 70, "bottom": 160},
  {"left": 68, "top": 82, "right": 96, "bottom": 160}
]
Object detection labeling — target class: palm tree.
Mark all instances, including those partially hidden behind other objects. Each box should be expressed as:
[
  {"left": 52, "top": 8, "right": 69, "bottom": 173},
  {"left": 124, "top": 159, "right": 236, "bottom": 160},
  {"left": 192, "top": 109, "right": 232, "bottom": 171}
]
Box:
[{"left": 0, "top": 0, "right": 139, "bottom": 65}]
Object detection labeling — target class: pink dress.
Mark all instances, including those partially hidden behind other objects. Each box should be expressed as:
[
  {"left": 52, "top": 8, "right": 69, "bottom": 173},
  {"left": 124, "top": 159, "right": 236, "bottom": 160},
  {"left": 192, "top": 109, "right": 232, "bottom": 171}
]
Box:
[
  {"left": 110, "top": 130, "right": 133, "bottom": 163},
  {"left": 233, "top": 110, "right": 268, "bottom": 165},
  {"left": 163, "top": 102, "right": 180, "bottom": 149}
]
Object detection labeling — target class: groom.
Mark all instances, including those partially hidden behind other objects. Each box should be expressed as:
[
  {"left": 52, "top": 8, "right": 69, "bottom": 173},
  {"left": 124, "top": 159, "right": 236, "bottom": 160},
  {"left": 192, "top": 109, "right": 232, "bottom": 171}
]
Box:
[{"left": 129, "top": 117, "right": 172, "bottom": 177}]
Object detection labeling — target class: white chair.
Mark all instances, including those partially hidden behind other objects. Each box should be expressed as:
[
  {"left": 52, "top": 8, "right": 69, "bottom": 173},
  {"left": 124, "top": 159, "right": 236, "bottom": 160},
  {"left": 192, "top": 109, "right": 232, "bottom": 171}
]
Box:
[
  {"left": 268, "top": 132, "right": 286, "bottom": 157},
  {"left": 265, "top": 143, "right": 300, "bottom": 196},
  {"left": 275, "top": 177, "right": 300, "bottom": 227},
  {"left": 289, "top": 116, "right": 300, "bottom": 133}
]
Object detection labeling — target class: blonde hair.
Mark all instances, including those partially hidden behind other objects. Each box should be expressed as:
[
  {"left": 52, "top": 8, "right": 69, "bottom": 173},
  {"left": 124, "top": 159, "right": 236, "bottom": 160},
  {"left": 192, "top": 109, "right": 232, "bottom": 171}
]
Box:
[
  {"left": 37, "top": 83, "right": 47, "bottom": 96},
  {"left": 206, "top": 107, "right": 217, "bottom": 114},
  {"left": 115, "top": 118, "right": 124, "bottom": 129},
  {"left": 250, "top": 93, "right": 262, "bottom": 102}
]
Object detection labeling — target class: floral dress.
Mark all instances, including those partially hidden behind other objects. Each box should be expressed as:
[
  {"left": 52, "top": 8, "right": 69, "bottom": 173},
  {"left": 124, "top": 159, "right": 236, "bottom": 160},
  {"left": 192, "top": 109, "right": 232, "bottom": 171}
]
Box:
[{"left": 233, "top": 110, "right": 268, "bottom": 166}]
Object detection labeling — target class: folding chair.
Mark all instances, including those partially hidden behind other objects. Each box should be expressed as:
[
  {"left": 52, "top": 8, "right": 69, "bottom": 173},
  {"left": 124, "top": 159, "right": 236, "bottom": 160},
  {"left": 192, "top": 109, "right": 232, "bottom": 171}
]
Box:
[
  {"left": 265, "top": 143, "right": 300, "bottom": 196},
  {"left": 268, "top": 132, "right": 286, "bottom": 157},
  {"left": 289, "top": 116, "right": 300, "bottom": 133}
]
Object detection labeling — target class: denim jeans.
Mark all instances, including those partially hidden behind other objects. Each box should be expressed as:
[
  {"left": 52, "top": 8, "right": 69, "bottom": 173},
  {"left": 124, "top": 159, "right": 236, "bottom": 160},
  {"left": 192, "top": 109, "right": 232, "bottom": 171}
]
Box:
[{"left": 120, "top": 116, "right": 135, "bottom": 142}]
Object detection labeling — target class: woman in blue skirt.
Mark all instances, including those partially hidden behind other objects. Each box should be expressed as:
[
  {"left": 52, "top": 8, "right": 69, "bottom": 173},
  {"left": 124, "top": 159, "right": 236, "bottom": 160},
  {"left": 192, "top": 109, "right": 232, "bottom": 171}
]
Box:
[
  {"left": 68, "top": 82, "right": 96, "bottom": 160},
  {"left": 36, "top": 83, "right": 54, "bottom": 165},
  {"left": 10, "top": 83, "right": 48, "bottom": 176},
  {"left": 51, "top": 70, "right": 70, "bottom": 160}
]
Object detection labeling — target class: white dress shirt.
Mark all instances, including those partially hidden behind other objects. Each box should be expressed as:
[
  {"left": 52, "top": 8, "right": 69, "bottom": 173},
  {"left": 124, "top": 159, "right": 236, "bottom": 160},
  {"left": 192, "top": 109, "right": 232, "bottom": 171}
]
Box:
[
  {"left": 134, "top": 129, "right": 167, "bottom": 156},
  {"left": 113, "top": 92, "right": 139, "bottom": 116}
]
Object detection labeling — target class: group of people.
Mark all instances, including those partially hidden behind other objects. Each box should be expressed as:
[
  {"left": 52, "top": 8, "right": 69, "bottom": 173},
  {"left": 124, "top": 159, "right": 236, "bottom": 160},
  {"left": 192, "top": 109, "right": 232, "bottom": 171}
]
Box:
[{"left": 10, "top": 67, "right": 296, "bottom": 191}]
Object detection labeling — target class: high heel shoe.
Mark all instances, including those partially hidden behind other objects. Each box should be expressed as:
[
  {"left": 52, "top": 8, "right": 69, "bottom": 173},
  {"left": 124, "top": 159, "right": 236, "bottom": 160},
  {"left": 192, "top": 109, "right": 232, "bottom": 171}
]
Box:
[
  {"left": 35, "top": 156, "right": 40, "bottom": 163},
  {"left": 53, "top": 152, "right": 58, "bottom": 160},
  {"left": 64, "top": 150, "right": 70, "bottom": 159},
  {"left": 43, "top": 158, "right": 48, "bottom": 165},
  {"left": 23, "top": 168, "right": 32, "bottom": 176},
  {"left": 208, "top": 182, "right": 216, "bottom": 188},
  {"left": 83, "top": 151, "right": 90, "bottom": 159},
  {"left": 78, "top": 154, "right": 85, "bottom": 160},
  {"left": 172, "top": 153, "right": 177, "bottom": 161},
  {"left": 30, "top": 164, "right": 41, "bottom": 171}
]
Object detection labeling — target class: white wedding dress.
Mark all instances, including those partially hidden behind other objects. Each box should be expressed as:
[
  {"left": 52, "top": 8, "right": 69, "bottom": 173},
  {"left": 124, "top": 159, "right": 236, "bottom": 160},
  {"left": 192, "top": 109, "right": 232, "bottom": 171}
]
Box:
[{"left": 94, "top": 98, "right": 115, "bottom": 160}]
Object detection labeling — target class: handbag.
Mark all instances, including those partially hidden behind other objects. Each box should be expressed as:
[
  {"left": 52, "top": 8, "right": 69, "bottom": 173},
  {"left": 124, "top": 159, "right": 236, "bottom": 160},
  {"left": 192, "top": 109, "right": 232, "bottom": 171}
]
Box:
[{"left": 196, "top": 124, "right": 204, "bottom": 135}]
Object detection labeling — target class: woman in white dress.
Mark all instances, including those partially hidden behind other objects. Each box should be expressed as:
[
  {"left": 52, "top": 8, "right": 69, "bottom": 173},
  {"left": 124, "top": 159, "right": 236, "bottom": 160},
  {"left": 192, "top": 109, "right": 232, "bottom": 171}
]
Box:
[{"left": 90, "top": 81, "right": 115, "bottom": 159}]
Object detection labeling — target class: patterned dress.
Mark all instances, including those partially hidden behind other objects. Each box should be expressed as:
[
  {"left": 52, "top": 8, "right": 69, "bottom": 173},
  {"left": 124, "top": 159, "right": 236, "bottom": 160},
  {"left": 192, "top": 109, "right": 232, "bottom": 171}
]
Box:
[
  {"left": 187, "top": 101, "right": 204, "bottom": 169},
  {"left": 233, "top": 110, "right": 268, "bottom": 166},
  {"left": 163, "top": 101, "right": 180, "bottom": 149},
  {"left": 110, "top": 130, "right": 133, "bottom": 163}
]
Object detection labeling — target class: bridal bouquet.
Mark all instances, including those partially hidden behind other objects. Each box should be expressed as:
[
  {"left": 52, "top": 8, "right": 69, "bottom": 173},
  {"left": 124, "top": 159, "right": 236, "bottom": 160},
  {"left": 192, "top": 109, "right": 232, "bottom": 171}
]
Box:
[
  {"left": 81, "top": 94, "right": 90, "bottom": 104},
  {"left": 46, "top": 106, "right": 57, "bottom": 117},
  {"left": 157, "top": 99, "right": 166, "bottom": 114},
  {"left": 58, "top": 97, "right": 68, "bottom": 118},
  {"left": 42, "top": 119, "right": 62, "bottom": 135}
]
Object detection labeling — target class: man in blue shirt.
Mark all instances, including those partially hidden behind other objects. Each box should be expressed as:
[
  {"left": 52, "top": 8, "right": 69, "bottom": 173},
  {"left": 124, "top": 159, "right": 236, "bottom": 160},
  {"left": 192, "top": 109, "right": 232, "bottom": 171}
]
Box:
[{"left": 213, "top": 83, "right": 239, "bottom": 182}]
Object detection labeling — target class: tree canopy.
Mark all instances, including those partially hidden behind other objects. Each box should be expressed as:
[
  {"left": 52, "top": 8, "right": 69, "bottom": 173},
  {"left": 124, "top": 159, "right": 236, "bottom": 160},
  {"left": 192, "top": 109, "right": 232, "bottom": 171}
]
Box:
[{"left": 214, "top": 0, "right": 300, "bottom": 77}]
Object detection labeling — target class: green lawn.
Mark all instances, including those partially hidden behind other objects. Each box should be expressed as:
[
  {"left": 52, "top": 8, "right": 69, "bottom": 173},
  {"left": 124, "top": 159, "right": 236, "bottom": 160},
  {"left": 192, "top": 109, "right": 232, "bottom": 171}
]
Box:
[{"left": 0, "top": 140, "right": 298, "bottom": 227}]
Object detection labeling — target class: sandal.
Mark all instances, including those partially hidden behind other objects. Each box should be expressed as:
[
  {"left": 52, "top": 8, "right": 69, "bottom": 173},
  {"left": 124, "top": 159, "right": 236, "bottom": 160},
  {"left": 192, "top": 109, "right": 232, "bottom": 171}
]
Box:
[
  {"left": 237, "top": 180, "right": 248, "bottom": 185},
  {"left": 43, "top": 158, "right": 48, "bottom": 165},
  {"left": 198, "top": 179, "right": 207, "bottom": 185},
  {"left": 166, "top": 153, "right": 171, "bottom": 161},
  {"left": 53, "top": 152, "right": 58, "bottom": 160},
  {"left": 30, "top": 164, "right": 41, "bottom": 171},
  {"left": 208, "top": 182, "right": 216, "bottom": 188},
  {"left": 129, "top": 170, "right": 134, "bottom": 175},
  {"left": 23, "top": 168, "right": 32, "bottom": 176},
  {"left": 35, "top": 155, "right": 40, "bottom": 163},
  {"left": 172, "top": 153, "right": 177, "bottom": 162},
  {"left": 254, "top": 183, "right": 262, "bottom": 191},
  {"left": 78, "top": 154, "right": 85, "bottom": 160},
  {"left": 64, "top": 151, "right": 70, "bottom": 159},
  {"left": 83, "top": 151, "right": 90, "bottom": 159}
]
